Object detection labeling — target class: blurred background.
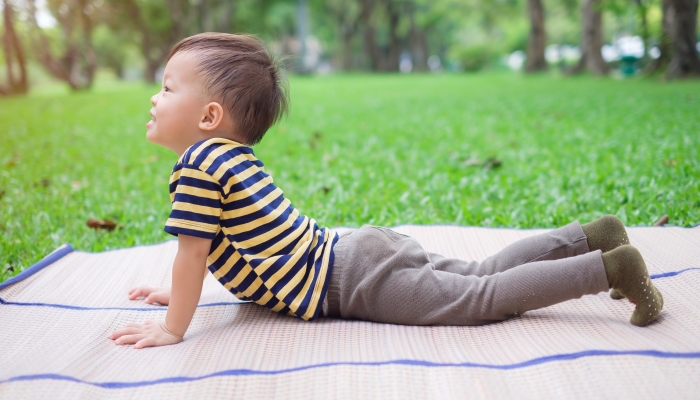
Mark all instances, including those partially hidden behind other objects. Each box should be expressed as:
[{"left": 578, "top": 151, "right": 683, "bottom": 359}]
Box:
[
  {"left": 1, "top": 0, "right": 700, "bottom": 92},
  {"left": 1, "top": 1, "right": 699, "bottom": 281}
]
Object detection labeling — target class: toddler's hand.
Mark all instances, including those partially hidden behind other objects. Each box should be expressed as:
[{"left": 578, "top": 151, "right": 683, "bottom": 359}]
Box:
[
  {"left": 128, "top": 286, "right": 171, "bottom": 305},
  {"left": 110, "top": 320, "right": 183, "bottom": 349}
]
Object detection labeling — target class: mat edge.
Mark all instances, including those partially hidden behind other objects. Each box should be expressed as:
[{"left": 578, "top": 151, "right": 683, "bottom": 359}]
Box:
[{"left": 0, "top": 245, "right": 74, "bottom": 292}]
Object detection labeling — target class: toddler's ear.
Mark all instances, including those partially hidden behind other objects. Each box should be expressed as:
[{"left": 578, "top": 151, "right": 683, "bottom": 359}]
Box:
[{"left": 199, "top": 102, "right": 226, "bottom": 131}]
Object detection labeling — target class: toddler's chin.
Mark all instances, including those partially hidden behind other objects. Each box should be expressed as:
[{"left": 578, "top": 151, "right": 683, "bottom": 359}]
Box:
[{"left": 146, "top": 129, "right": 159, "bottom": 144}]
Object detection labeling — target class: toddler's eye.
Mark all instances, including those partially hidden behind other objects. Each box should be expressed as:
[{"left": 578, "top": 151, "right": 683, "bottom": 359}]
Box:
[{"left": 163, "top": 86, "right": 170, "bottom": 92}]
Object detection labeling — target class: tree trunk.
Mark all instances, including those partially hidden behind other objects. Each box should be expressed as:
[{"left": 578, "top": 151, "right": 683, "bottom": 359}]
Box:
[
  {"left": 123, "top": 0, "right": 183, "bottom": 83},
  {"left": 326, "top": 1, "right": 359, "bottom": 71},
  {"left": 644, "top": 0, "right": 672, "bottom": 74},
  {"left": 525, "top": 0, "right": 548, "bottom": 72},
  {"left": 27, "top": 0, "right": 95, "bottom": 90},
  {"left": 409, "top": 11, "right": 428, "bottom": 72},
  {"left": 145, "top": 59, "right": 161, "bottom": 84},
  {"left": 1, "top": 0, "right": 29, "bottom": 95},
  {"left": 296, "top": 0, "right": 310, "bottom": 73},
  {"left": 78, "top": 0, "right": 97, "bottom": 89},
  {"left": 200, "top": 0, "right": 212, "bottom": 32},
  {"left": 218, "top": 0, "right": 234, "bottom": 32},
  {"left": 570, "top": 0, "right": 609, "bottom": 75},
  {"left": 360, "top": 0, "right": 380, "bottom": 70},
  {"left": 634, "top": 0, "right": 650, "bottom": 62},
  {"left": 341, "top": 31, "right": 355, "bottom": 70},
  {"left": 664, "top": 0, "right": 700, "bottom": 78},
  {"left": 383, "top": 0, "right": 401, "bottom": 72}
]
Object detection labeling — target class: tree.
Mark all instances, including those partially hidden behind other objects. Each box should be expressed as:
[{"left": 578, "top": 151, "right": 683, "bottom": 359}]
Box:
[
  {"left": 26, "top": 0, "right": 98, "bottom": 90},
  {"left": 525, "top": 0, "right": 547, "bottom": 72},
  {"left": 569, "top": 0, "right": 609, "bottom": 75},
  {"left": 663, "top": 0, "right": 700, "bottom": 78},
  {"left": 1, "top": 0, "right": 28, "bottom": 95},
  {"left": 324, "top": 0, "right": 361, "bottom": 70},
  {"left": 109, "top": 0, "right": 195, "bottom": 83},
  {"left": 359, "top": 0, "right": 402, "bottom": 71},
  {"left": 107, "top": 0, "right": 248, "bottom": 82},
  {"left": 633, "top": 0, "right": 650, "bottom": 62},
  {"left": 407, "top": 1, "right": 428, "bottom": 71}
]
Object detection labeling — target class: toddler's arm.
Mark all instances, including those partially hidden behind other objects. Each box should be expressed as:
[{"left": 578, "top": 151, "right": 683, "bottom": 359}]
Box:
[
  {"left": 110, "top": 234, "right": 211, "bottom": 348},
  {"left": 127, "top": 263, "right": 209, "bottom": 305}
]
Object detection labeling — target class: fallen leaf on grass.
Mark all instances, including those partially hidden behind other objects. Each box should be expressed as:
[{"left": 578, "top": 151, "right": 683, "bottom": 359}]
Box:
[
  {"left": 653, "top": 215, "right": 669, "bottom": 226},
  {"left": 322, "top": 186, "right": 331, "bottom": 194},
  {"left": 0, "top": 189, "right": 5, "bottom": 199},
  {"left": 4, "top": 154, "right": 20, "bottom": 168},
  {"left": 463, "top": 158, "right": 482, "bottom": 167},
  {"left": 309, "top": 131, "right": 323, "bottom": 149},
  {"left": 71, "top": 181, "right": 87, "bottom": 190},
  {"left": 87, "top": 218, "right": 120, "bottom": 231},
  {"left": 462, "top": 157, "right": 503, "bottom": 169},
  {"left": 664, "top": 160, "right": 677, "bottom": 167},
  {"left": 483, "top": 157, "right": 502, "bottom": 169},
  {"left": 33, "top": 178, "right": 51, "bottom": 188}
]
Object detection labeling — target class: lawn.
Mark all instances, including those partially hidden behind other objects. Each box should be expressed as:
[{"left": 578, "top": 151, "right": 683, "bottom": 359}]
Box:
[{"left": 1, "top": 73, "right": 699, "bottom": 283}]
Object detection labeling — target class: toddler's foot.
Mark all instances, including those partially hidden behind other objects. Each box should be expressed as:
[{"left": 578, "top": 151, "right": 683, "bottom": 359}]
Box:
[
  {"left": 581, "top": 215, "right": 630, "bottom": 300},
  {"left": 581, "top": 215, "right": 630, "bottom": 253},
  {"left": 602, "top": 245, "right": 663, "bottom": 326}
]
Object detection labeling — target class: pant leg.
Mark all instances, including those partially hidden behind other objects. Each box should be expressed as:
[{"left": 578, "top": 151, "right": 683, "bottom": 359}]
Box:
[
  {"left": 426, "top": 221, "right": 590, "bottom": 276},
  {"left": 326, "top": 225, "right": 608, "bottom": 326}
]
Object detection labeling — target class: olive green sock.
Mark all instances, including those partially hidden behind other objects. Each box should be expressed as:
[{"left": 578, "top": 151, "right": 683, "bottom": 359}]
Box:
[
  {"left": 581, "top": 215, "right": 630, "bottom": 300},
  {"left": 581, "top": 215, "right": 630, "bottom": 253},
  {"left": 602, "top": 245, "right": 663, "bottom": 327}
]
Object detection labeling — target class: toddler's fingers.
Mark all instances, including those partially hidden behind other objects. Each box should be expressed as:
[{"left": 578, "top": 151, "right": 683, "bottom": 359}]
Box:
[
  {"left": 134, "top": 337, "right": 157, "bottom": 349},
  {"left": 128, "top": 288, "right": 145, "bottom": 299},
  {"left": 110, "top": 326, "right": 142, "bottom": 339},
  {"left": 147, "top": 293, "right": 168, "bottom": 305},
  {"left": 115, "top": 334, "right": 145, "bottom": 345}
]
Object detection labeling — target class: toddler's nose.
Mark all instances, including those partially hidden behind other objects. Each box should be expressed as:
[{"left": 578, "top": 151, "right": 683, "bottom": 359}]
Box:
[{"left": 150, "top": 93, "right": 158, "bottom": 106}]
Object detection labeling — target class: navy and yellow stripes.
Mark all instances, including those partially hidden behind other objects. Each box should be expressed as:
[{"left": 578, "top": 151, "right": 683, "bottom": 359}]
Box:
[{"left": 165, "top": 138, "right": 338, "bottom": 320}]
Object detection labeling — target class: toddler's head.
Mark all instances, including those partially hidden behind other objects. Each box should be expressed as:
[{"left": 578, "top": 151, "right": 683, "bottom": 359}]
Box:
[{"left": 146, "top": 33, "right": 287, "bottom": 154}]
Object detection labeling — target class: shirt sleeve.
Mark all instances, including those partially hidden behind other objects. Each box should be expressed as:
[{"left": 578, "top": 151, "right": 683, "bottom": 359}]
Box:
[{"left": 164, "top": 164, "right": 222, "bottom": 239}]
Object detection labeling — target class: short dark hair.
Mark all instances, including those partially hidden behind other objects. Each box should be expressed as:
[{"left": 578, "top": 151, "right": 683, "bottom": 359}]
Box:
[{"left": 168, "top": 33, "right": 288, "bottom": 145}]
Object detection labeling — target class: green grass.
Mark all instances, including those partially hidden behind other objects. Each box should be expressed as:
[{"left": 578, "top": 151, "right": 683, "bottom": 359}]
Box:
[{"left": 1, "top": 73, "right": 699, "bottom": 283}]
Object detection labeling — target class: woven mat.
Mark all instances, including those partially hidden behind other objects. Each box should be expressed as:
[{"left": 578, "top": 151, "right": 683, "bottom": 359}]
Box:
[{"left": 1, "top": 225, "right": 699, "bottom": 399}]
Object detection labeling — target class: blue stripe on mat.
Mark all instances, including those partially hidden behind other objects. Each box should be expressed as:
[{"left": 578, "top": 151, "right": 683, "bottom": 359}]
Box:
[
  {"left": 0, "top": 245, "right": 74, "bottom": 291},
  {"left": 0, "top": 298, "right": 251, "bottom": 311},
  {"left": 2, "top": 349, "right": 700, "bottom": 388},
  {"left": 650, "top": 268, "right": 700, "bottom": 279},
  {"left": 1, "top": 268, "right": 697, "bottom": 312}
]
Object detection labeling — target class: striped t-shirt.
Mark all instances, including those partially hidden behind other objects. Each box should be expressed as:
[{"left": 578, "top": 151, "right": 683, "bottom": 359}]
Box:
[{"left": 164, "top": 138, "right": 338, "bottom": 321}]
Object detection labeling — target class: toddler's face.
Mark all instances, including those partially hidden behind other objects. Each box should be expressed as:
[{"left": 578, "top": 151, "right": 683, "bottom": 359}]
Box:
[{"left": 146, "top": 52, "right": 211, "bottom": 155}]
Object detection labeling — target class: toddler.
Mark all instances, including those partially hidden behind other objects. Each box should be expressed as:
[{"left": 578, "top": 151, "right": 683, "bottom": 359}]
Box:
[{"left": 110, "top": 33, "right": 663, "bottom": 349}]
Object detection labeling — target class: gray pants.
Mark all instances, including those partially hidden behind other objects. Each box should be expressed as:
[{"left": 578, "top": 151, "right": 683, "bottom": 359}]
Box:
[{"left": 325, "top": 222, "right": 609, "bottom": 325}]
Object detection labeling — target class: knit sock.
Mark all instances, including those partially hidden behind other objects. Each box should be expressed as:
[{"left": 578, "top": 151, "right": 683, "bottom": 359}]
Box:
[
  {"left": 602, "top": 245, "right": 663, "bottom": 327},
  {"left": 581, "top": 215, "right": 630, "bottom": 300},
  {"left": 581, "top": 215, "right": 630, "bottom": 253}
]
